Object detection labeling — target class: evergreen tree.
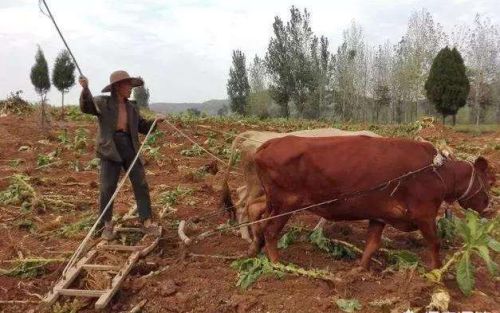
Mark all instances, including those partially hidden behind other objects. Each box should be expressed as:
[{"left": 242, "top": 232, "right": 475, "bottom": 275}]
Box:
[
  {"left": 52, "top": 50, "right": 75, "bottom": 118},
  {"left": 30, "top": 46, "right": 51, "bottom": 130},
  {"left": 425, "top": 47, "right": 470, "bottom": 125},
  {"left": 132, "top": 79, "right": 150, "bottom": 109},
  {"left": 227, "top": 50, "right": 250, "bottom": 115}
]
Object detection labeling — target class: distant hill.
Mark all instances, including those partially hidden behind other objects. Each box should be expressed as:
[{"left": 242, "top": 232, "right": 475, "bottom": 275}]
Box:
[{"left": 150, "top": 99, "right": 229, "bottom": 116}]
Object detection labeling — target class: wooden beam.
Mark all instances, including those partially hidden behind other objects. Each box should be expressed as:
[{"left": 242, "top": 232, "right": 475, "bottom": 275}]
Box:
[
  {"left": 82, "top": 264, "right": 121, "bottom": 271},
  {"left": 115, "top": 227, "right": 145, "bottom": 233},
  {"left": 98, "top": 245, "right": 145, "bottom": 252},
  {"left": 57, "top": 289, "right": 105, "bottom": 297},
  {"left": 43, "top": 248, "right": 98, "bottom": 305},
  {"left": 95, "top": 251, "right": 141, "bottom": 310}
]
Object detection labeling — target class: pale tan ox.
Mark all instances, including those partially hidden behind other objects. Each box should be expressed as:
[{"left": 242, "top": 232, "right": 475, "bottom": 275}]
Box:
[{"left": 220, "top": 128, "right": 381, "bottom": 243}]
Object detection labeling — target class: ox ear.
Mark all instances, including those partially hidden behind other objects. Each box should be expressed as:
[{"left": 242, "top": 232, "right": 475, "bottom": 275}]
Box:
[{"left": 474, "top": 156, "right": 489, "bottom": 173}]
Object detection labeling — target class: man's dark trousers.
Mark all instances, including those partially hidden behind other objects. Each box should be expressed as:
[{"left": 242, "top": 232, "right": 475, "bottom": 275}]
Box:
[{"left": 99, "top": 131, "right": 152, "bottom": 224}]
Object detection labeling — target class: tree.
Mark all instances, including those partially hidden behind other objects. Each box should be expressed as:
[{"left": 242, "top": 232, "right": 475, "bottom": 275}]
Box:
[
  {"left": 248, "top": 55, "right": 272, "bottom": 118},
  {"left": 52, "top": 50, "right": 75, "bottom": 118},
  {"left": 425, "top": 47, "right": 470, "bottom": 125},
  {"left": 266, "top": 15, "right": 292, "bottom": 117},
  {"left": 30, "top": 46, "right": 51, "bottom": 130},
  {"left": 132, "top": 79, "right": 150, "bottom": 109},
  {"left": 372, "top": 43, "right": 392, "bottom": 122},
  {"left": 460, "top": 15, "right": 499, "bottom": 125},
  {"left": 227, "top": 50, "right": 250, "bottom": 115}
]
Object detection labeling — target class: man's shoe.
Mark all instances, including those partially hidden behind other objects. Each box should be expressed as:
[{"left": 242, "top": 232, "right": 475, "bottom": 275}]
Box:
[{"left": 101, "top": 224, "right": 115, "bottom": 240}]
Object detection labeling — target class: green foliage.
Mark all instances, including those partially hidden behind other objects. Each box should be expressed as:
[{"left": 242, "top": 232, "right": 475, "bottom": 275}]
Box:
[
  {"left": 231, "top": 255, "right": 334, "bottom": 290},
  {"left": 52, "top": 50, "right": 75, "bottom": 93},
  {"left": 158, "top": 186, "right": 193, "bottom": 207},
  {"left": 30, "top": 46, "right": 51, "bottom": 98},
  {"left": 52, "top": 50, "right": 75, "bottom": 112},
  {"left": 425, "top": 210, "right": 499, "bottom": 296},
  {"left": 37, "top": 150, "right": 59, "bottom": 167},
  {"left": 58, "top": 214, "right": 94, "bottom": 238},
  {"left": 145, "top": 130, "right": 164, "bottom": 146},
  {"left": 309, "top": 228, "right": 356, "bottom": 259},
  {"left": 73, "top": 128, "right": 88, "bottom": 151},
  {"left": 278, "top": 228, "right": 300, "bottom": 249},
  {"left": 144, "top": 130, "right": 164, "bottom": 162},
  {"left": 84, "top": 158, "right": 100, "bottom": 171},
  {"left": 57, "top": 129, "right": 70, "bottom": 145},
  {"left": 454, "top": 211, "right": 498, "bottom": 295},
  {"left": 15, "top": 218, "right": 36, "bottom": 232},
  {"left": 231, "top": 255, "right": 285, "bottom": 289},
  {"left": 335, "top": 298, "right": 362, "bottom": 313},
  {"left": 386, "top": 249, "right": 420, "bottom": 269},
  {"left": 425, "top": 47, "right": 470, "bottom": 124},
  {"left": 0, "top": 174, "right": 36, "bottom": 210},
  {"left": 265, "top": 6, "right": 330, "bottom": 119},
  {"left": 437, "top": 216, "right": 457, "bottom": 242},
  {"left": 132, "top": 81, "right": 150, "bottom": 109},
  {"left": 180, "top": 144, "right": 205, "bottom": 157},
  {"left": 8, "top": 159, "right": 23, "bottom": 167},
  {"left": 66, "top": 106, "right": 95, "bottom": 121},
  {"left": 227, "top": 50, "right": 250, "bottom": 115},
  {"left": 2, "top": 259, "right": 49, "bottom": 278}
]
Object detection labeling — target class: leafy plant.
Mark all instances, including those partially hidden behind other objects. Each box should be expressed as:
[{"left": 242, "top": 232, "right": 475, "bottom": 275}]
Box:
[
  {"left": 0, "top": 174, "right": 39, "bottom": 210},
  {"left": 437, "top": 215, "right": 457, "bottom": 243},
  {"left": 1, "top": 259, "right": 50, "bottom": 278},
  {"left": 145, "top": 130, "right": 164, "bottom": 145},
  {"left": 37, "top": 150, "right": 59, "bottom": 167},
  {"left": 84, "top": 158, "right": 100, "bottom": 171},
  {"left": 180, "top": 144, "right": 205, "bottom": 157},
  {"left": 425, "top": 210, "right": 499, "bottom": 296},
  {"left": 309, "top": 228, "right": 356, "bottom": 259},
  {"left": 57, "top": 129, "right": 70, "bottom": 145},
  {"left": 278, "top": 227, "right": 301, "bottom": 249},
  {"left": 8, "top": 159, "right": 23, "bottom": 167},
  {"left": 58, "top": 214, "right": 95, "bottom": 238},
  {"left": 73, "top": 128, "right": 88, "bottom": 151},
  {"left": 15, "top": 218, "right": 36, "bottom": 232},
  {"left": 385, "top": 249, "right": 420, "bottom": 269},
  {"left": 335, "top": 298, "right": 362, "bottom": 313},
  {"left": 158, "top": 186, "right": 193, "bottom": 207},
  {"left": 231, "top": 255, "right": 335, "bottom": 290}
]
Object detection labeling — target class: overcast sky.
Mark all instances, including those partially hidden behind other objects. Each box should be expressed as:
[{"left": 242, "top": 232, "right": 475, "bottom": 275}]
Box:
[{"left": 0, "top": 0, "right": 498, "bottom": 105}]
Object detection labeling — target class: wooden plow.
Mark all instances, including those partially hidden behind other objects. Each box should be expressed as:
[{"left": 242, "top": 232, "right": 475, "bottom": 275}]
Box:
[{"left": 43, "top": 226, "right": 161, "bottom": 310}]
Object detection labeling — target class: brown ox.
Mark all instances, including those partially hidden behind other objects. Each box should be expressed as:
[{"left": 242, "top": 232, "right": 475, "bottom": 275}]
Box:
[
  {"left": 252, "top": 136, "right": 495, "bottom": 269},
  {"left": 220, "top": 128, "right": 380, "bottom": 243}
]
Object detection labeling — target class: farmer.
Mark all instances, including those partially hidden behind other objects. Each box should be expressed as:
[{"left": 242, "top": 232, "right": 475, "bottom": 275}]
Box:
[{"left": 79, "top": 70, "right": 163, "bottom": 240}]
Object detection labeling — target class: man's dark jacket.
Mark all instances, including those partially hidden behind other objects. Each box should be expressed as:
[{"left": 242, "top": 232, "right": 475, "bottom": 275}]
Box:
[{"left": 80, "top": 88, "right": 155, "bottom": 162}]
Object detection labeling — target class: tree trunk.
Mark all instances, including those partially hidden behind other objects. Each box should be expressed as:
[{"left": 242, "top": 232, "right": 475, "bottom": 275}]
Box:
[
  {"left": 452, "top": 114, "right": 456, "bottom": 126},
  {"left": 60, "top": 91, "right": 65, "bottom": 120}
]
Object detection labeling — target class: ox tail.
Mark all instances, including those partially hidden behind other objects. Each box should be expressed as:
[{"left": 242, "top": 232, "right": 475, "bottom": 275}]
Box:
[{"left": 219, "top": 134, "right": 244, "bottom": 221}]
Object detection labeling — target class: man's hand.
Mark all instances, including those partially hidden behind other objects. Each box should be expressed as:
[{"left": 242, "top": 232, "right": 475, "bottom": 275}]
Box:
[
  {"left": 155, "top": 114, "right": 166, "bottom": 123},
  {"left": 79, "top": 76, "right": 89, "bottom": 89}
]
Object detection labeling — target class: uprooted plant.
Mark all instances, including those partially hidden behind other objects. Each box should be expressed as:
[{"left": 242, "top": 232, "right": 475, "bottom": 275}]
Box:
[
  {"left": 231, "top": 254, "right": 336, "bottom": 289},
  {"left": 0, "top": 258, "right": 65, "bottom": 278},
  {"left": 36, "top": 149, "right": 60, "bottom": 168},
  {"left": 424, "top": 210, "right": 499, "bottom": 296},
  {"left": 0, "top": 174, "right": 73, "bottom": 212},
  {"left": 309, "top": 228, "right": 357, "bottom": 260}
]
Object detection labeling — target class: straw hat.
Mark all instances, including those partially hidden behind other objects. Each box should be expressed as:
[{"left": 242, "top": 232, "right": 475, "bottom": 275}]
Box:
[{"left": 101, "top": 70, "right": 143, "bottom": 92}]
